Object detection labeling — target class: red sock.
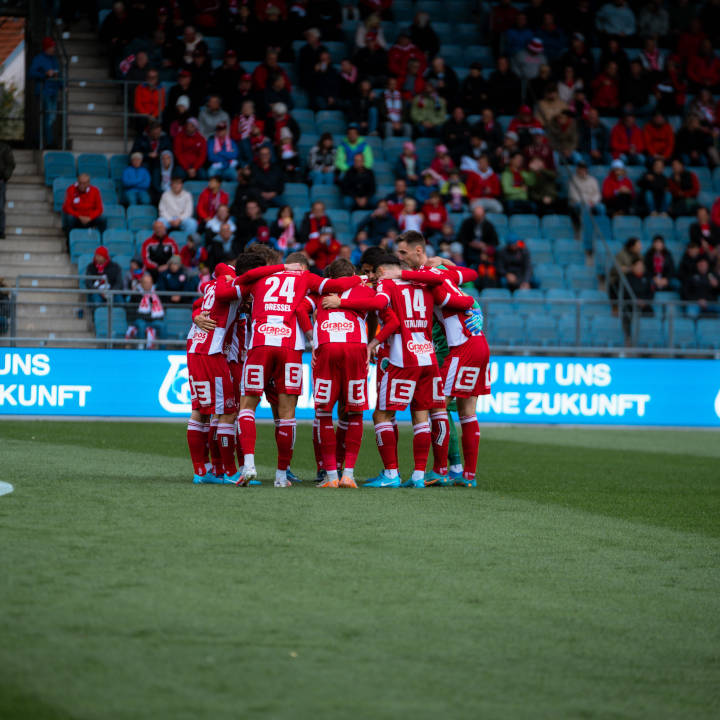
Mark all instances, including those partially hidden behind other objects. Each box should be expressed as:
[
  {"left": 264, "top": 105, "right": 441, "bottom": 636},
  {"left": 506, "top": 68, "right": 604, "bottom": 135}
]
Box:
[
  {"left": 430, "top": 411, "right": 449, "bottom": 475},
  {"left": 216, "top": 422, "right": 237, "bottom": 476},
  {"left": 312, "top": 417, "right": 324, "bottom": 470},
  {"left": 317, "top": 413, "right": 337, "bottom": 474},
  {"left": 275, "top": 418, "right": 296, "bottom": 470},
  {"left": 208, "top": 418, "right": 223, "bottom": 475},
  {"left": 336, "top": 419, "right": 348, "bottom": 470},
  {"left": 460, "top": 415, "right": 481, "bottom": 480},
  {"left": 374, "top": 422, "right": 398, "bottom": 470},
  {"left": 187, "top": 419, "right": 209, "bottom": 475},
  {"left": 237, "top": 409, "right": 256, "bottom": 457},
  {"left": 392, "top": 418, "right": 399, "bottom": 446},
  {"left": 412, "top": 421, "right": 431, "bottom": 473},
  {"left": 343, "top": 415, "right": 363, "bottom": 470},
  {"left": 235, "top": 418, "right": 244, "bottom": 468}
]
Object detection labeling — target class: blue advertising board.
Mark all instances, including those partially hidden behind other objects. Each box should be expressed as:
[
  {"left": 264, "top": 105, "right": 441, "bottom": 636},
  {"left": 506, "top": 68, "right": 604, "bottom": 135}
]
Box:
[{"left": 0, "top": 349, "right": 719, "bottom": 426}]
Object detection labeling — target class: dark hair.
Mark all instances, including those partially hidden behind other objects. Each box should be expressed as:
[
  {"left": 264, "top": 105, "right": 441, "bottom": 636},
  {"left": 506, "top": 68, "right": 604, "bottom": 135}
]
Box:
[
  {"left": 285, "top": 251, "right": 310, "bottom": 267},
  {"left": 624, "top": 236, "right": 640, "bottom": 250},
  {"left": 397, "top": 230, "right": 426, "bottom": 248},
  {"left": 325, "top": 258, "right": 355, "bottom": 278},
  {"left": 235, "top": 253, "right": 265, "bottom": 275},
  {"left": 359, "top": 246, "right": 384, "bottom": 269},
  {"left": 246, "top": 243, "right": 281, "bottom": 264},
  {"left": 376, "top": 254, "right": 401, "bottom": 268}
]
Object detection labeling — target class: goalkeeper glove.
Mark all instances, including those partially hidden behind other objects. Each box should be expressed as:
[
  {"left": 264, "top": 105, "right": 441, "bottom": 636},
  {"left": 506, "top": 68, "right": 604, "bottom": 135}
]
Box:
[{"left": 464, "top": 308, "right": 484, "bottom": 335}]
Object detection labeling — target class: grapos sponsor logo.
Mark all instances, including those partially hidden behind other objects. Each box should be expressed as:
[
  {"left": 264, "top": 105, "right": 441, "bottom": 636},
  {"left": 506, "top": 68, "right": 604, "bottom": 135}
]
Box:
[
  {"left": 259, "top": 323, "right": 292, "bottom": 337},
  {"left": 321, "top": 320, "right": 354, "bottom": 333},
  {"left": 158, "top": 354, "right": 191, "bottom": 413},
  {"left": 407, "top": 340, "right": 433, "bottom": 355}
]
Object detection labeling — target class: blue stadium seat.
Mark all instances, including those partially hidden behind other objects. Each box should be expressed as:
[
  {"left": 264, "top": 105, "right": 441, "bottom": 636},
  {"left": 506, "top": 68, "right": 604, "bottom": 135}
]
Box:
[
  {"left": 488, "top": 313, "right": 525, "bottom": 345},
  {"left": 589, "top": 165, "right": 609, "bottom": 187},
  {"left": 535, "top": 263, "right": 565, "bottom": 290},
  {"left": 566, "top": 264, "right": 597, "bottom": 291},
  {"left": 557, "top": 314, "right": 587, "bottom": 346},
  {"left": 183, "top": 180, "right": 206, "bottom": 195},
  {"left": 553, "top": 239, "right": 586, "bottom": 266},
  {"left": 164, "top": 307, "right": 192, "bottom": 339},
  {"left": 76, "top": 253, "right": 93, "bottom": 272},
  {"left": 326, "top": 209, "right": 351, "bottom": 233},
  {"left": 635, "top": 317, "right": 665, "bottom": 348},
  {"left": 310, "top": 184, "right": 341, "bottom": 207},
  {"left": 668, "top": 317, "right": 697, "bottom": 348},
  {"left": 113, "top": 254, "right": 132, "bottom": 271},
  {"left": 204, "top": 36, "right": 225, "bottom": 59},
  {"left": 546, "top": 288, "right": 577, "bottom": 315},
  {"left": 697, "top": 318, "right": 720, "bottom": 349},
  {"left": 541, "top": 214, "right": 574, "bottom": 238},
  {"left": 439, "top": 44, "right": 464, "bottom": 68},
  {"left": 110, "top": 154, "right": 129, "bottom": 185},
  {"left": 292, "top": 108, "right": 315, "bottom": 124},
  {"left": 44, "top": 151, "right": 75, "bottom": 185},
  {"left": 282, "top": 183, "right": 310, "bottom": 206},
  {"left": 69, "top": 228, "right": 102, "bottom": 261},
  {"left": 674, "top": 216, "right": 694, "bottom": 244},
  {"left": 351, "top": 209, "right": 369, "bottom": 232},
  {"left": 463, "top": 45, "right": 494, "bottom": 67},
  {"left": 713, "top": 166, "right": 720, "bottom": 193},
  {"left": 486, "top": 212, "right": 508, "bottom": 230},
  {"left": 383, "top": 136, "right": 412, "bottom": 159},
  {"left": 612, "top": 215, "right": 643, "bottom": 242},
  {"left": 513, "top": 288, "right": 545, "bottom": 315},
  {"left": 316, "top": 110, "right": 347, "bottom": 134},
  {"left": 102, "top": 229, "right": 135, "bottom": 256},
  {"left": 509, "top": 214, "right": 540, "bottom": 237},
  {"left": 103, "top": 204, "right": 126, "bottom": 226},
  {"left": 690, "top": 166, "right": 712, "bottom": 190},
  {"left": 127, "top": 205, "right": 158, "bottom": 223},
  {"left": 455, "top": 23, "right": 478, "bottom": 43},
  {"left": 433, "top": 22, "right": 453, "bottom": 44},
  {"left": 52, "top": 176, "right": 77, "bottom": 211},
  {"left": 643, "top": 215, "right": 675, "bottom": 244},
  {"left": 698, "top": 190, "right": 715, "bottom": 208},
  {"left": 77, "top": 153, "right": 109, "bottom": 178},
  {"left": 589, "top": 316, "right": 624, "bottom": 347},
  {"left": 480, "top": 288, "right": 512, "bottom": 301},
  {"left": 93, "top": 307, "right": 128, "bottom": 339},
  {"left": 297, "top": 117, "right": 318, "bottom": 136},
  {"left": 324, "top": 41, "right": 348, "bottom": 64},
  {"left": 525, "top": 315, "right": 558, "bottom": 346}
]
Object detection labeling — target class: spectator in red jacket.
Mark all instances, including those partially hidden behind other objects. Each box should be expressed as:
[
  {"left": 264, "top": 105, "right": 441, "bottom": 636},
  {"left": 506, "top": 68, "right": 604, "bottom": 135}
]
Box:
[
  {"left": 61, "top": 174, "right": 106, "bottom": 236},
  {"left": 388, "top": 32, "right": 427, "bottom": 78},
  {"left": 591, "top": 61, "right": 620, "bottom": 115},
  {"left": 134, "top": 68, "right": 166, "bottom": 131},
  {"left": 196, "top": 176, "right": 229, "bottom": 227},
  {"left": 643, "top": 111, "right": 675, "bottom": 160},
  {"left": 465, "top": 154, "right": 503, "bottom": 214},
  {"left": 304, "top": 225, "right": 341, "bottom": 270},
  {"left": 508, "top": 104, "right": 543, "bottom": 143},
  {"left": 252, "top": 48, "right": 292, "bottom": 92},
  {"left": 173, "top": 117, "right": 207, "bottom": 180},
  {"left": 602, "top": 159, "right": 635, "bottom": 216},
  {"left": 610, "top": 111, "right": 645, "bottom": 164},
  {"left": 668, "top": 159, "right": 700, "bottom": 217},
  {"left": 688, "top": 40, "right": 720, "bottom": 92},
  {"left": 421, "top": 191, "right": 448, "bottom": 239},
  {"left": 141, "top": 220, "right": 180, "bottom": 279}
]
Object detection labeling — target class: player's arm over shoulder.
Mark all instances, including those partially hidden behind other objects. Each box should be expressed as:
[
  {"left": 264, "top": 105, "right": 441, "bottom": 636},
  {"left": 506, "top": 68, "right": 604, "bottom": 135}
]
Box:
[{"left": 432, "top": 280, "right": 475, "bottom": 311}]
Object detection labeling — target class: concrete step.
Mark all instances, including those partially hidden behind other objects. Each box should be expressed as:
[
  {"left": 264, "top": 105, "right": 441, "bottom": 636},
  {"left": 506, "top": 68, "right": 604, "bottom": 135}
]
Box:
[
  {"left": 7, "top": 185, "right": 49, "bottom": 202},
  {"left": 14, "top": 161, "right": 37, "bottom": 176},
  {"left": 1, "top": 238, "right": 65, "bottom": 252},
  {"left": 70, "top": 87, "right": 121, "bottom": 104},
  {"left": 69, "top": 136, "right": 128, "bottom": 154},
  {"left": 7, "top": 225, "right": 64, "bottom": 236},
  {"left": 69, "top": 114, "right": 125, "bottom": 132},
  {"left": 14, "top": 275, "right": 80, "bottom": 288},
  {"left": 63, "top": 30, "right": 98, "bottom": 42},
  {"left": 6, "top": 213, "right": 61, "bottom": 229},
  {"left": 0, "top": 250, "right": 72, "bottom": 266},
  {"left": 67, "top": 55, "right": 107, "bottom": 71},
  {"left": 69, "top": 101, "right": 121, "bottom": 114},
  {"left": 68, "top": 66, "right": 111, "bottom": 81},
  {"left": 13, "top": 290, "right": 83, "bottom": 303},
  {"left": 11, "top": 175, "right": 44, "bottom": 185},
  {"left": 16, "top": 303, "right": 88, "bottom": 320},
  {"left": 13, "top": 149, "right": 36, "bottom": 164},
  {"left": 14, "top": 323, "right": 94, "bottom": 336}
]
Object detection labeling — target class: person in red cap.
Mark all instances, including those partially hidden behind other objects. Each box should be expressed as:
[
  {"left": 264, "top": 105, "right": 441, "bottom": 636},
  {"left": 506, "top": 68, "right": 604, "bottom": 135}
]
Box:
[
  {"left": 511, "top": 37, "right": 547, "bottom": 81},
  {"left": 84, "top": 246, "right": 123, "bottom": 305},
  {"left": 61, "top": 174, "right": 106, "bottom": 237},
  {"left": 29, "top": 37, "right": 60, "bottom": 147}
]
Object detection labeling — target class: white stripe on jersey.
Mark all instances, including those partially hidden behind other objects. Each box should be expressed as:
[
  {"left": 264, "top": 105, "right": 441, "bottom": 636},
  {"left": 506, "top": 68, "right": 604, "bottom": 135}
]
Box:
[
  {"left": 443, "top": 356, "right": 460, "bottom": 396},
  {"left": 214, "top": 376, "right": 224, "bottom": 415}
]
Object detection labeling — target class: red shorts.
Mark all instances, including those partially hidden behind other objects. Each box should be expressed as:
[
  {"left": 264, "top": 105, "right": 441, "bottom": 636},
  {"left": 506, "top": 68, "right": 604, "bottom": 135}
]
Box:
[
  {"left": 187, "top": 352, "right": 237, "bottom": 414},
  {"left": 377, "top": 362, "right": 445, "bottom": 412},
  {"left": 229, "top": 360, "right": 242, "bottom": 401},
  {"left": 441, "top": 334, "right": 492, "bottom": 398},
  {"left": 264, "top": 381, "right": 278, "bottom": 407},
  {"left": 242, "top": 346, "right": 304, "bottom": 397},
  {"left": 313, "top": 342, "right": 368, "bottom": 413}
]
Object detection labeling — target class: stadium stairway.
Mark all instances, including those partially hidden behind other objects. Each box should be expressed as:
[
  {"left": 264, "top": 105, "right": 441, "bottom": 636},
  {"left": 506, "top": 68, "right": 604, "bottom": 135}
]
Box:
[
  {"left": 64, "top": 25, "right": 126, "bottom": 154},
  {"left": 1, "top": 149, "right": 93, "bottom": 345}
]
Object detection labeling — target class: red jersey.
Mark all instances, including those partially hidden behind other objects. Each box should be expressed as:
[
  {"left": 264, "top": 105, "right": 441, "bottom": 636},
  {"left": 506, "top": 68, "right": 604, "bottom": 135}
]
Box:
[
  {"left": 246, "top": 270, "right": 360, "bottom": 351},
  {"left": 307, "top": 284, "right": 377, "bottom": 348},
  {"left": 432, "top": 277, "right": 477, "bottom": 347}
]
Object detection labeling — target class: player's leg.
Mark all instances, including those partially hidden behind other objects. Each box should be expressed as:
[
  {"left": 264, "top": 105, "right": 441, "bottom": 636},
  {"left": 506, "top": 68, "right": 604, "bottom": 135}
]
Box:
[
  {"left": 237, "top": 395, "right": 260, "bottom": 484},
  {"left": 428, "top": 409, "right": 450, "bottom": 485},
  {"left": 456, "top": 395, "right": 481, "bottom": 487},
  {"left": 409, "top": 408, "right": 432, "bottom": 489},
  {"left": 274, "top": 392, "right": 298, "bottom": 487},
  {"left": 311, "top": 417, "right": 325, "bottom": 482},
  {"left": 336, "top": 405, "right": 348, "bottom": 474},
  {"left": 217, "top": 410, "right": 240, "bottom": 481},
  {"left": 447, "top": 401, "right": 464, "bottom": 479},
  {"left": 340, "top": 412, "right": 363, "bottom": 488},
  {"left": 187, "top": 410, "right": 212, "bottom": 482},
  {"left": 207, "top": 416, "right": 223, "bottom": 478},
  {"left": 269, "top": 386, "right": 300, "bottom": 483},
  {"left": 316, "top": 411, "right": 339, "bottom": 487}
]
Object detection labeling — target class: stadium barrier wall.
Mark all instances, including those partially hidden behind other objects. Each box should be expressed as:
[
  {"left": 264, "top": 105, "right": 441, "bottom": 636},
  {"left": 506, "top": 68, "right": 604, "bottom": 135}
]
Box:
[{"left": 1, "top": 349, "right": 719, "bottom": 427}]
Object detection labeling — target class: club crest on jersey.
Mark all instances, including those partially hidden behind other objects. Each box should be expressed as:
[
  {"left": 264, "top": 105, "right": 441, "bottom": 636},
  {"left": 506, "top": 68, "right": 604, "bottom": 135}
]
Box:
[
  {"left": 258, "top": 322, "right": 292, "bottom": 337},
  {"left": 320, "top": 319, "right": 354, "bottom": 333},
  {"left": 158, "top": 354, "right": 191, "bottom": 413},
  {"left": 407, "top": 340, "right": 434, "bottom": 355}
]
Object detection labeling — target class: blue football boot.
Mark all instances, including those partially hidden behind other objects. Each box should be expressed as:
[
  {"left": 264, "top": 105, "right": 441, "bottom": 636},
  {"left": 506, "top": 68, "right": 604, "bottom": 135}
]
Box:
[
  {"left": 425, "top": 470, "right": 452, "bottom": 487},
  {"left": 364, "top": 470, "right": 402, "bottom": 488},
  {"left": 287, "top": 468, "right": 301, "bottom": 483},
  {"left": 223, "top": 470, "right": 244, "bottom": 485}
]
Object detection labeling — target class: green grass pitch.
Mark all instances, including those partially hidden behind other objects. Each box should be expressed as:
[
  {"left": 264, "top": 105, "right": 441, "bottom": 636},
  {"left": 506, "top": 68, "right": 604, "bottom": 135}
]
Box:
[{"left": 1, "top": 421, "right": 719, "bottom": 719}]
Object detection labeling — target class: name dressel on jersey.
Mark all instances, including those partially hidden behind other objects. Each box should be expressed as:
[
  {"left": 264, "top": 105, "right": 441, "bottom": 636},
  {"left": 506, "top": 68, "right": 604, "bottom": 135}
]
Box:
[{"left": 265, "top": 302, "right": 292, "bottom": 312}]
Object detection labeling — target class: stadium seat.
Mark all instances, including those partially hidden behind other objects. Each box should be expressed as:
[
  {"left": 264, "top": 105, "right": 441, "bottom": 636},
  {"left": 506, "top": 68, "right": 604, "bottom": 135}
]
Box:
[
  {"left": 103, "top": 204, "right": 126, "bottom": 230},
  {"left": 44, "top": 151, "right": 75, "bottom": 185},
  {"left": 455, "top": 23, "right": 478, "bottom": 43},
  {"left": 535, "top": 263, "right": 565, "bottom": 290},
  {"left": 310, "top": 184, "right": 341, "bottom": 207},
  {"left": 282, "top": 183, "right": 310, "bottom": 206},
  {"left": 164, "top": 307, "right": 192, "bottom": 339},
  {"left": 110, "top": 154, "right": 129, "bottom": 185},
  {"left": 578, "top": 289, "right": 612, "bottom": 316},
  {"left": 326, "top": 209, "right": 351, "bottom": 233},
  {"left": 588, "top": 316, "right": 624, "bottom": 347},
  {"left": 488, "top": 313, "right": 525, "bottom": 345},
  {"left": 463, "top": 45, "right": 494, "bottom": 67},
  {"left": 183, "top": 180, "right": 206, "bottom": 194},
  {"left": 77, "top": 153, "right": 109, "bottom": 178},
  {"left": 698, "top": 190, "right": 715, "bottom": 208},
  {"left": 668, "top": 317, "right": 697, "bottom": 349},
  {"left": 383, "top": 136, "right": 412, "bottom": 159},
  {"left": 102, "top": 229, "right": 135, "bottom": 256},
  {"left": 204, "top": 35, "right": 225, "bottom": 59},
  {"left": 69, "top": 228, "right": 102, "bottom": 261},
  {"left": 541, "top": 214, "right": 574, "bottom": 239},
  {"left": 697, "top": 318, "right": 720, "bottom": 349},
  {"left": 127, "top": 205, "right": 158, "bottom": 232},
  {"left": 553, "top": 239, "right": 586, "bottom": 266},
  {"left": 612, "top": 215, "right": 643, "bottom": 243},
  {"left": 635, "top": 316, "right": 665, "bottom": 348},
  {"left": 316, "top": 110, "right": 347, "bottom": 134},
  {"left": 674, "top": 216, "right": 693, "bottom": 244},
  {"left": 113, "top": 254, "right": 132, "bottom": 271},
  {"left": 557, "top": 314, "right": 589, "bottom": 346},
  {"left": 93, "top": 307, "right": 128, "bottom": 338},
  {"left": 486, "top": 212, "right": 508, "bottom": 230},
  {"left": 643, "top": 215, "right": 675, "bottom": 244},
  {"left": 690, "top": 166, "right": 712, "bottom": 190},
  {"left": 566, "top": 264, "right": 597, "bottom": 291},
  {"left": 525, "top": 315, "right": 558, "bottom": 346},
  {"left": 324, "top": 41, "right": 347, "bottom": 64},
  {"left": 52, "top": 176, "right": 76, "bottom": 211},
  {"left": 546, "top": 288, "right": 576, "bottom": 315},
  {"left": 480, "top": 288, "right": 512, "bottom": 301},
  {"left": 509, "top": 214, "right": 540, "bottom": 237},
  {"left": 439, "top": 44, "right": 464, "bottom": 68},
  {"left": 76, "top": 253, "right": 93, "bottom": 273},
  {"left": 513, "top": 288, "right": 545, "bottom": 315}
]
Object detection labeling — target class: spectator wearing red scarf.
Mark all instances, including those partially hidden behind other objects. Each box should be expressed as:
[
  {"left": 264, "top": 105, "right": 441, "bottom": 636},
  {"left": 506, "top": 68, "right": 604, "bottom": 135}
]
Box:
[
  {"left": 465, "top": 155, "right": 503, "bottom": 214},
  {"left": 643, "top": 235, "right": 677, "bottom": 292},
  {"left": 388, "top": 33, "right": 427, "bottom": 77},
  {"left": 196, "top": 176, "right": 229, "bottom": 225},
  {"left": 643, "top": 111, "right": 675, "bottom": 160},
  {"left": 299, "top": 201, "right": 330, "bottom": 244},
  {"left": 84, "top": 246, "right": 123, "bottom": 304},
  {"left": 304, "top": 225, "right": 340, "bottom": 270},
  {"left": 602, "top": 160, "right": 635, "bottom": 216},
  {"left": 263, "top": 102, "right": 300, "bottom": 146}
]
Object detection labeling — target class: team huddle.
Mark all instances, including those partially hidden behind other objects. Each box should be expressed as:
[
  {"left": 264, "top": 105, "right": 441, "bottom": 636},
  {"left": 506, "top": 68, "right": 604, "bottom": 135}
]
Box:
[{"left": 184, "top": 230, "right": 491, "bottom": 489}]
